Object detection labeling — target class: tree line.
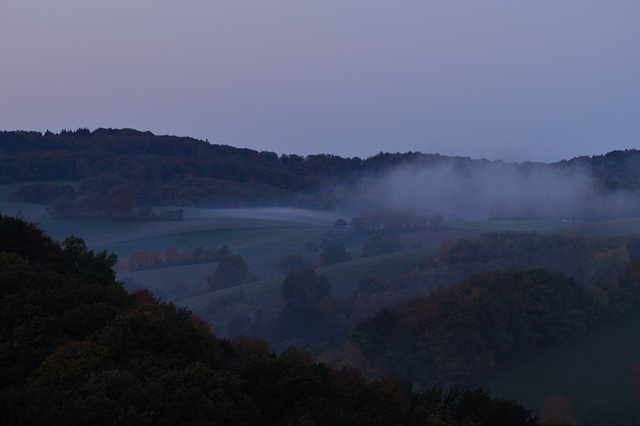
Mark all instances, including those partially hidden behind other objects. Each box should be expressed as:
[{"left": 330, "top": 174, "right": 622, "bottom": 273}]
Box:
[
  {"left": 350, "top": 231, "right": 640, "bottom": 318},
  {"left": 3, "top": 128, "right": 640, "bottom": 212},
  {"left": 348, "top": 264, "right": 640, "bottom": 390},
  {"left": 128, "top": 244, "right": 231, "bottom": 271}
]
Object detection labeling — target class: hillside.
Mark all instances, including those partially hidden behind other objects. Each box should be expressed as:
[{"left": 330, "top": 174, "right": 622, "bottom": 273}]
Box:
[
  {"left": 0, "top": 214, "right": 539, "bottom": 425},
  {"left": 2, "top": 128, "right": 640, "bottom": 219}
]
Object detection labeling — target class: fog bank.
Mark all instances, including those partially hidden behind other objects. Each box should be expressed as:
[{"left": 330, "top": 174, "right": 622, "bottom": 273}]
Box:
[{"left": 358, "top": 160, "right": 639, "bottom": 221}]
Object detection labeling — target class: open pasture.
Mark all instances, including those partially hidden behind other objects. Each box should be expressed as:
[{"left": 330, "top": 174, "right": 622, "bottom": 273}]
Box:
[{"left": 7, "top": 206, "right": 334, "bottom": 262}]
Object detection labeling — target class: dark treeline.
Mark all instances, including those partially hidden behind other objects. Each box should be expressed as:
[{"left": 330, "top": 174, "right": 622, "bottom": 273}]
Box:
[
  {"left": 128, "top": 244, "right": 232, "bottom": 271},
  {"left": 191, "top": 254, "right": 261, "bottom": 296},
  {"left": 350, "top": 210, "right": 444, "bottom": 233},
  {"left": 3, "top": 128, "right": 640, "bottom": 212},
  {"left": 0, "top": 214, "right": 540, "bottom": 425},
  {"left": 348, "top": 265, "right": 640, "bottom": 390},
  {"left": 0, "top": 128, "right": 374, "bottom": 209},
  {"left": 350, "top": 232, "right": 640, "bottom": 318}
]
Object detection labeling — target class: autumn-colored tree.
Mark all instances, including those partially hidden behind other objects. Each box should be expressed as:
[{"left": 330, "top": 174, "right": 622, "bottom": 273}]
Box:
[
  {"left": 128, "top": 251, "right": 157, "bottom": 270},
  {"left": 280, "top": 267, "right": 330, "bottom": 307},
  {"left": 349, "top": 268, "right": 594, "bottom": 388},
  {"left": 317, "top": 243, "right": 352, "bottom": 266},
  {"left": 362, "top": 234, "right": 402, "bottom": 257},
  {"left": 278, "top": 252, "right": 307, "bottom": 273},
  {"left": 192, "top": 254, "right": 251, "bottom": 296}
]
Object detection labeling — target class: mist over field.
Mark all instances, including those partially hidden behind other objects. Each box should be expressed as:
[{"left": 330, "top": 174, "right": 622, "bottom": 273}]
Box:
[
  {"left": 194, "top": 207, "right": 339, "bottom": 225},
  {"left": 355, "top": 160, "right": 640, "bottom": 221}
]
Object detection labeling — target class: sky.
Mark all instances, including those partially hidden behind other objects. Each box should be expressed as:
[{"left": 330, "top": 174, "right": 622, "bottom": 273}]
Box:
[{"left": 1, "top": 1, "right": 639, "bottom": 163}]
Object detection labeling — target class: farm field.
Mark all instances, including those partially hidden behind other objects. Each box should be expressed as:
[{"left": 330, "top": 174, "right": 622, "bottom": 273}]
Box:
[
  {"left": 482, "top": 312, "right": 640, "bottom": 421},
  {"left": 177, "top": 248, "right": 433, "bottom": 311},
  {"left": 45, "top": 209, "right": 339, "bottom": 295}
]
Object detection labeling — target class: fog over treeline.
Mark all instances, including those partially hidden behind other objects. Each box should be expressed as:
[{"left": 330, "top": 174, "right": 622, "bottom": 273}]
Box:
[
  {"left": 353, "top": 158, "right": 640, "bottom": 221},
  {"left": 2, "top": 129, "right": 640, "bottom": 221}
]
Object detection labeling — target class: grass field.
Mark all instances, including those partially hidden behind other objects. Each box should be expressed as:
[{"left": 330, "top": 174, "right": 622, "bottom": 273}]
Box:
[
  {"left": 177, "top": 248, "right": 433, "bottom": 310},
  {"left": 73, "top": 210, "right": 338, "bottom": 300},
  {"left": 482, "top": 312, "right": 640, "bottom": 420}
]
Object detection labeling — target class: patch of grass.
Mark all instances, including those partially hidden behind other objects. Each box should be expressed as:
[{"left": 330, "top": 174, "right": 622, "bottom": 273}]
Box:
[
  {"left": 482, "top": 312, "right": 640, "bottom": 420},
  {"left": 26, "top": 213, "right": 328, "bottom": 260},
  {"left": 316, "top": 249, "right": 431, "bottom": 299},
  {"left": 21, "top": 209, "right": 333, "bottom": 305}
]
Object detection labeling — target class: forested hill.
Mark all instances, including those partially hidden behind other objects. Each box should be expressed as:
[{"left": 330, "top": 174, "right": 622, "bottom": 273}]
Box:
[
  {"left": 1, "top": 128, "right": 639, "bottom": 209},
  {"left": 0, "top": 128, "right": 413, "bottom": 208},
  {"left": 0, "top": 214, "right": 539, "bottom": 424}
]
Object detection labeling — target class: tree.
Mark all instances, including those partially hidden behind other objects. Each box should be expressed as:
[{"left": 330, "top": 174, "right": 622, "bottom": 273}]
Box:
[
  {"left": 278, "top": 253, "right": 306, "bottom": 273},
  {"left": 317, "top": 243, "right": 352, "bottom": 266},
  {"left": 192, "top": 254, "right": 250, "bottom": 295},
  {"left": 333, "top": 218, "right": 348, "bottom": 228},
  {"left": 137, "top": 206, "right": 154, "bottom": 219},
  {"left": 362, "top": 234, "right": 402, "bottom": 257},
  {"left": 281, "top": 267, "right": 330, "bottom": 307},
  {"left": 218, "top": 254, "right": 249, "bottom": 284},
  {"left": 430, "top": 213, "right": 443, "bottom": 228}
]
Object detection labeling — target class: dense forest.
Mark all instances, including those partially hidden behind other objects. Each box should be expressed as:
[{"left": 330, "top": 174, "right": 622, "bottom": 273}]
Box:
[
  {"left": 2, "top": 128, "right": 640, "bottom": 216},
  {"left": 348, "top": 264, "right": 640, "bottom": 389},
  {"left": 348, "top": 232, "right": 640, "bottom": 317},
  {"left": 0, "top": 214, "right": 541, "bottom": 425}
]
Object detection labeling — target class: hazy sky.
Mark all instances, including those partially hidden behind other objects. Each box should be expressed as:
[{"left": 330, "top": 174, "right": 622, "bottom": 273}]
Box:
[{"left": 2, "top": 1, "right": 639, "bottom": 162}]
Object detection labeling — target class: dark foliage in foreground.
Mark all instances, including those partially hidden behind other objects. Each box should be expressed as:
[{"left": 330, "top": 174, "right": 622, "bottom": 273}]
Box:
[{"left": 0, "top": 215, "right": 538, "bottom": 425}]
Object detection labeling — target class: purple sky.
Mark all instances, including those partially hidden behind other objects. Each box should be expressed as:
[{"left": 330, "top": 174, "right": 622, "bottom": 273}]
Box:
[{"left": 2, "top": 2, "right": 639, "bottom": 162}]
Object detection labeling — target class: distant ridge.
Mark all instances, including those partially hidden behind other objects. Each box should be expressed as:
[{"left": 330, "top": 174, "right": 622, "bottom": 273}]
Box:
[{"left": 1, "top": 128, "right": 639, "bottom": 211}]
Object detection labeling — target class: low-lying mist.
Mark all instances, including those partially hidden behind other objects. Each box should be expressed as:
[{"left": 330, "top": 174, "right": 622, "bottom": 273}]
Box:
[{"left": 353, "top": 159, "right": 640, "bottom": 221}]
